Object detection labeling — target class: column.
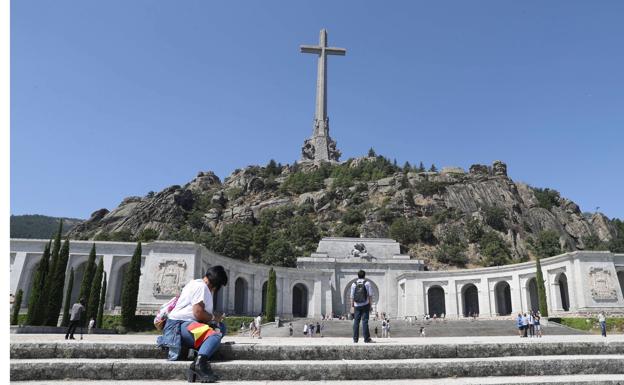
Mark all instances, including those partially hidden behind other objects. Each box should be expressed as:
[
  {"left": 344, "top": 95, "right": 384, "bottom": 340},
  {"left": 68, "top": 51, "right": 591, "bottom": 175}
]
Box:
[{"left": 447, "top": 280, "right": 458, "bottom": 318}]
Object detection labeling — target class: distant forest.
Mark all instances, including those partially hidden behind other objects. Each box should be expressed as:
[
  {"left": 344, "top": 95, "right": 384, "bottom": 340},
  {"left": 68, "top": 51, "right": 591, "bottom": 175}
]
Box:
[{"left": 10, "top": 215, "right": 83, "bottom": 239}]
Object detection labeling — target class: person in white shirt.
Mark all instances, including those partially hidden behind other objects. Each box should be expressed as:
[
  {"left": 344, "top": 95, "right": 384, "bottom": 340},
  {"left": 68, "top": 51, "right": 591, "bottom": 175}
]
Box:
[
  {"left": 165, "top": 266, "right": 228, "bottom": 383},
  {"left": 88, "top": 318, "right": 95, "bottom": 334},
  {"left": 598, "top": 312, "right": 607, "bottom": 337},
  {"left": 254, "top": 314, "right": 263, "bottom": 339}
]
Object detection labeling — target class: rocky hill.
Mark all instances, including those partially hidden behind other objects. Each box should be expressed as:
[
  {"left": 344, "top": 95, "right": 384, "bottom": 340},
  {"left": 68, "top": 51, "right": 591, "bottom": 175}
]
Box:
[{"left": 69, "top": 157, "right": 623, "bottom": 269}]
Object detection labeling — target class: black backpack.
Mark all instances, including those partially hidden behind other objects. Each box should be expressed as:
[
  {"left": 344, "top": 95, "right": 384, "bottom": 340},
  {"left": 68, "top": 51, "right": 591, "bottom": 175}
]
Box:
[{"left": 353, "top": 280, "right": 368, "bottom": 303}]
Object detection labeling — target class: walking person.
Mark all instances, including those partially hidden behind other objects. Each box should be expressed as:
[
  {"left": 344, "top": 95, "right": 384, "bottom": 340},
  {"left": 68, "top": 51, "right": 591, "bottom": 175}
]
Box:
[
  {"left": 255, "top": 313, "right": 263, "bottom": 339},
  {"left": 65, "top": 298, "right": 86, "bottom": 340},
  {"left": 516, "top": 313, "right": 524, "bottom": 337},
  {"left": 303, "top": 323, "right": 308, "bottom": 337},
  {"left": 381, "top": 318, "right": 387, "bottom": 338},
  {"left": 316, "top": 322, "right": 321, "bottom": 337},
  {"left": 598, "top": 312, "right": 607, "bottom": 337},
  {"left": 386, "top": 318, "right": 391, "bottom": 338},
  {"left": 157, "top": 266, "right": 228, "bottom": 383},
  {"left": 289, "top": 322, "right": 293, "bottom": 337},
  {"left": 534, "top": 313, "right": 542, "bottom": 338},
  {"left": 309, "top": 323, "right": 315, "bottom": 338},
  {"left": 87, "top": 318, "right": 95, "bottom": 334},
  {"left": 350, "top": 270, "right": 373, "bottom": 343}
]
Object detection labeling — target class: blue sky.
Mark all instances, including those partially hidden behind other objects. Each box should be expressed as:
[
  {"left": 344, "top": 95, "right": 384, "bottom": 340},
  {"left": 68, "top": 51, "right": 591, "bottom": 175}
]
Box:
[{"left": 11, "top": 1, "right": 624, "bottom": 219}]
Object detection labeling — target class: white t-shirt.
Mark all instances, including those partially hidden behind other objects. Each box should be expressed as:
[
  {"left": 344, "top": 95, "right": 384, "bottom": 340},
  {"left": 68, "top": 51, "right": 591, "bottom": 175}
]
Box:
[
  {"left": 255, "top": 315, "right": 262, "bottom": 328},
  {"left": 350, "top": 279, "right": 372, "bottom": 307},
  {"left": 168, "top": 279, "right": 213, "bottom": 322}
]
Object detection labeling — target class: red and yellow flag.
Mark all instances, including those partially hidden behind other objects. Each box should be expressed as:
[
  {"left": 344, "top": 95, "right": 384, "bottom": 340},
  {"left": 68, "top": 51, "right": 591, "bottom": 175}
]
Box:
[{"left": 186, "top": 322, "right": 220, "bottom": 349}]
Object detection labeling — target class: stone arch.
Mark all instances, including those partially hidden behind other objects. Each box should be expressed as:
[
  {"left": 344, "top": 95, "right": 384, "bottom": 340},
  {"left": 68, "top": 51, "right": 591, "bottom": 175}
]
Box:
[
  {"left": 234, "top": 277, "right": 249, "bottom": 315},
  {"left": 556, "top": 272, "right": 570, "bottom": 312},
  {"left": 526, "top": 277, "right": 539, "bottom": 313},
  {"left": 494, "top": 281, "right": 512, "bottom": 316},
  {"left": 427, "top": 285, "right": 446, "bottom": 317},
  {"left": 343, "top": 278, "right": 380, "bottom": 314},
  {"left": 461, "top": 284, "right": 479, "bottom": 317},
  {"left": 618, "top": 271, "right": 624, "bottom": 299},
  {"left": 19, "top": 255, "right": 42, "bottom": 309},
  {"left": 292, "top": 282, "right": 309, "bottom": 318}
]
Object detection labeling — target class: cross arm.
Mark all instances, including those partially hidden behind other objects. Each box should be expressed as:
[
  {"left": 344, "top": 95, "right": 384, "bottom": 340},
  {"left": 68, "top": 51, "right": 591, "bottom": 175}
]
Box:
[
  {"left": 325, "top": 47, "right": 346, "bottom": 56},
  {"left": 300, "top": 45, "right": 322, "bottom": 54}
]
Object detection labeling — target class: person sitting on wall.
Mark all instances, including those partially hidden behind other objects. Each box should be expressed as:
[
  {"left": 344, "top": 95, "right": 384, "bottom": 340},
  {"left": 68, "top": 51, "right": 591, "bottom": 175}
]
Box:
[{"left": 157, "top": 266, "right": 228, "bottom": 383}]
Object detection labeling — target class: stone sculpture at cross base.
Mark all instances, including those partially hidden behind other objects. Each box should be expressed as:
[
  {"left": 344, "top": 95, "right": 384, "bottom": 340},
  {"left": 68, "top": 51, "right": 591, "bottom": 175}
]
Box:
[{"left": 300, "top": 29, "right": 345, "bottom": 163}]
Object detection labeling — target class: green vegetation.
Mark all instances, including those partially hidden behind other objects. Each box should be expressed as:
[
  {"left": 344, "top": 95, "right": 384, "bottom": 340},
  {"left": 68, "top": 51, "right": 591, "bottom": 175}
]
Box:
[
  {"left": 479, "top": 232, "right": 512, "bottom": 266},
  {"left": 413, "top": 179, "right": 448, "bottom": 197},
  {"left": 535, "top": 257, "right": 549, "bottom": 317},
  {"left": 532, "top": 187, "right": 560, "bottom": 210},
  {"left": 532, "top": 230, "right": 561, "bottom": 258},
  {"left": 262, "top": 235, "right": 297, "bottom": 267},
  {"left": 265, "top": 268, "right": 277, "bottom": 322},
  {"left": 483, "top": 206, "right": 507, "bottom": 232},
  {"left": 11, "top": 289, "right": 23, "bottom": 326},
  {"left": 121, "top": 242, "right": 142, "bottom": 327},
  {"left": 137, "top": 228, "right": 159, "bottom": 242},
  {"left": 435, "top": 228, "right": 468, "bottom": 266},
  {"left": 61, "top": 268, "right": 74, "bottom": 327},
  {"left": 45, "top": 236, "right": 70, "bottom": 326},
  {"left": 97, "top": 272, "right": 107, "bottom": 328},
  {"left": 607, "top": 218, "right": 624, "bottom": 253},
  {"left": 87, "top": 258, "right": 104, "bottom": 323},
  {"left": 281, "top": 169, "right": 326, "bottom": 194},
  {"left": 26, "top": 241, "right": 51, "bottom": 325},
  {"left": 78, "top": 244, "right": 97, "bottom": 317},
  {"left": 342, "top": 208, "right": 365, "bottom": 225},
  {"left": 556, "top": 317, "right": 624, "bottom": 334},
  {"left": 389, "top": 217, "right": 436, "bottom": 247},
  {"left": 10, "top": 214, "right": 82, "bottom": 239},
  {"left": 466, "top": 218, "right": 484, "bottom": 243}
]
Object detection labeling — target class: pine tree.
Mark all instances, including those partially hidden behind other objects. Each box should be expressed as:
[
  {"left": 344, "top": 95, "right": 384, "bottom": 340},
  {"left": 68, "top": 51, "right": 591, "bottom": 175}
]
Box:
[
  {"left": 121, "top": 242, "right": 142, "bottom": 328},
  {"left": 78, "top": 244, "right": 97, "bottom": 310},
  {"left": 45, "top": 237, "right": 70, "bottom": 326},
  {"left": 11, "top": 289, "right": 24, "bottom": 325},
  {"left": 265, "top": 268, "right": 277, "bottom": 322},
  {"left": 26, "top": 241, "right": 51, "bottom": 325},
  {"left": 535, "top": 257, "right": 549, "bottom": 317},
  {"left": 429, "top": 164, "right": 438, "bottom": 172},
  {"left": 403, "top": 161, "right": 412, "bottom": 172},
  {"left": 87, "top": 258, "right": 104, "bottom": 323},
  {"left": 418, "top": 161, "right": 425, "bottom": 172},
  {"left": 368, "top": 147, "right": 376, "bottom": 157},
  {"left": 97, "top": 272, "right": 107, "bottom": 329},
  {"left": 61, "top": 268, "right": 74, "bottom": 327}
]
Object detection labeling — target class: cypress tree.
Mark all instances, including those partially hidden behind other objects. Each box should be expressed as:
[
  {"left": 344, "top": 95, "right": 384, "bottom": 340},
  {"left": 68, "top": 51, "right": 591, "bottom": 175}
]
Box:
[
  {"left": 42, "top": 221, "right": 63, "bottom": 323},
  {"left": 265, "top": 268, "right": 277, "bottom": 322},
  {"left": 78, "top": 244, "right": 97, "bottom": 310},
  {"left": 97, "top": 272, "right": 107, "bottom": 329},
  {"left": 87, "top": 258, "right": 104, "bottom": 323},
  {"left": 535, "top": 257, "right": 549, "bottom": 317},
  {"left": 11, "top": 289, "right": 24, "bottom": 325},
  {"left": 45, "top": 238, "right": 70, "bottom": 326},
  {"left": 121, "top": 242, "right": 142, "bottom": 328},
  {"left": 61, "top": 268, "right": 74, "bottom": 327},
  {"left": 26, "top": 241, "right": 51, "bottom": 325}
]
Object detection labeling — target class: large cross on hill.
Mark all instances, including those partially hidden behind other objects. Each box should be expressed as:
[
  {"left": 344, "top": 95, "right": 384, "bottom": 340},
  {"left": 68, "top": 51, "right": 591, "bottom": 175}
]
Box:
[{"left": 300, "top": 29, "right": 346, "bottom": 163}]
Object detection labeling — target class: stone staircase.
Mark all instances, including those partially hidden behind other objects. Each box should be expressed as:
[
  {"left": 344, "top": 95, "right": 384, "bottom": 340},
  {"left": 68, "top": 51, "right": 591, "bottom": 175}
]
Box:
[
  {"left": 10, "top": 336, "right": 624, "bottom": 383},
  {"left": 264, "top": 318, "right": 586, "bottom": 337}
]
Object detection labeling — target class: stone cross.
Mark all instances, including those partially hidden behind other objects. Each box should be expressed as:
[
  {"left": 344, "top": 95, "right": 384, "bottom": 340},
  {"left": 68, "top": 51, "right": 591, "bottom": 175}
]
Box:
[{"left": 300, "top": 29, "right": 345, "bottom": 162}]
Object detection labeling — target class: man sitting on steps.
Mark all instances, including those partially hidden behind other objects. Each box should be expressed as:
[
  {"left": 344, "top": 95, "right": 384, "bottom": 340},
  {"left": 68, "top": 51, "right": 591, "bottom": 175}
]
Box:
[{"left": 350, "top": 269, "right": 373, "bottom": 343}]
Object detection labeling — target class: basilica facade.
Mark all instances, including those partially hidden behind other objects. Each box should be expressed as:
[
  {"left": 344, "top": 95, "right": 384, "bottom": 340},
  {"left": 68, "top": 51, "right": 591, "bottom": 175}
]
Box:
[{"left": 10, "top": 237, "right": 624, "bottom": 321}]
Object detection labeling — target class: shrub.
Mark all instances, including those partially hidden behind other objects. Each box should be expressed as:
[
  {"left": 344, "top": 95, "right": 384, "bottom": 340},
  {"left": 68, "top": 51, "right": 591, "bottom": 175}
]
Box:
[
  {"left": 11, "top": 289, "right": 23, "bottom": 325},
  {"left": 483, "top": 206, "right": 507, "bottom": 232},
  {"left": 413, "top": 180, "right": 448, "bottom": 197},
  {"left": 532, "top": 230, "right": 561, "bottom": 258},
  {"left": 435, "top": 228, "right": 468, "bottom": 266},
  {"left": 262, "top": 236, "right": 297, "bottom": 267},
  {"left": 343, "top": 208, "right": 365, "bottom": 225},
  {"left": 466, "top": 218, "right": 484, "bottom": 243},
  {"left": 533, "top": 187, "right": 560, "bottom": 210},
  {"left": 334, "top": 223, "right": 360, "bottom": 237},
  {"left": 479, "top": 232, "right": 512, "bottom": 266},
  {"left": 137, "top": 228, "right": 159, "bottom": 242},
  {"left": 389, "top": 217, "right": 435, "bottom": 246}
]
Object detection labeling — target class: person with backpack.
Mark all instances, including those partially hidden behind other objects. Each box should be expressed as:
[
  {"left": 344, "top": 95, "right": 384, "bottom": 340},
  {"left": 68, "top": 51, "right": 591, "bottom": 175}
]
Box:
[
  {"left": 350, "top": 270, "right": 373, "bottom": 343},
  {"left": 156, "top": 266, "right": 228, "bottom": 383}
]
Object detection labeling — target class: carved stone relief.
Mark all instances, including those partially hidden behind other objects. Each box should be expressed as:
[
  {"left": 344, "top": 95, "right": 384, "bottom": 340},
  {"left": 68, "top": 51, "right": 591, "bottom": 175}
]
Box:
[
  {"left": 153, "top": 259, "right": 187, "bottom": 297},
  {"left": 588, "top": 267, "right": 618, "bottom": 301}
]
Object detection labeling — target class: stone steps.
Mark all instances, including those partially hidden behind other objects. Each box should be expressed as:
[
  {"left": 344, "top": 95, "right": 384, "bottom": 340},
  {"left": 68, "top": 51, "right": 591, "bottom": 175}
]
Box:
[
  {"left": 10, "top": 376, "right": 624, "bottom": 385},
  {"left": 11, "top": 340, "right": 624, "bottom": 360},
  {"left": 265, "top": 319, "right": 586, "bottom": 337},
  {"left": 11, "top": 355, "right": 624, "bottom": 381}
]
